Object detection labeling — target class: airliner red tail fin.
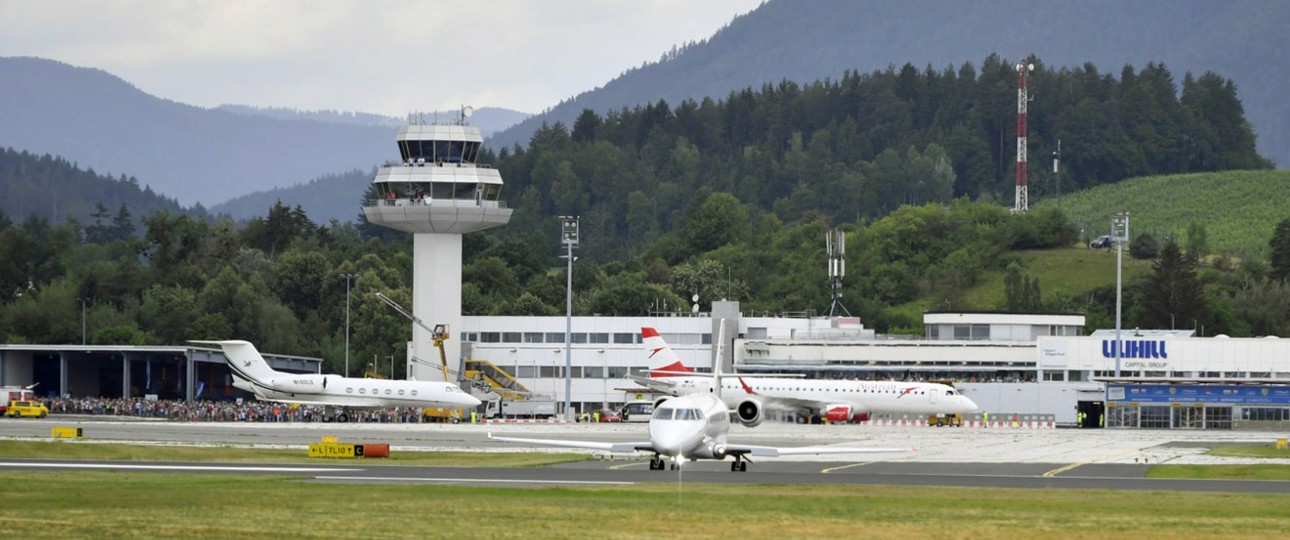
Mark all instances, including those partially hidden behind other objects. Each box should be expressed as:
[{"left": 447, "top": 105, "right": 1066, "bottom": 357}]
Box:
[{"left": 642, "top": 327, "right": 693, "bottom": 377}]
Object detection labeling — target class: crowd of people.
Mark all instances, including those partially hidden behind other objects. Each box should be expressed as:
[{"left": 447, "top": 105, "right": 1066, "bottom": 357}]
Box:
[{"left": 42, "top": 397, "right": 427, "bottom": 424}]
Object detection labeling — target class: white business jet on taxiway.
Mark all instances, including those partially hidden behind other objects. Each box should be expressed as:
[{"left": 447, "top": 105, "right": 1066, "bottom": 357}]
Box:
[
  {"left": 489, "top": 327, "right": 912, "bottom": 472},
  {"left": 191, "top": 340, "right": 480, "bottom": 421}
]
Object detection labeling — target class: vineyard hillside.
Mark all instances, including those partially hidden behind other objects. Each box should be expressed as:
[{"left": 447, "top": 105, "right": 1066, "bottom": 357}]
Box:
[{"left": 1042, "top": 170, "right": 1290, "bottom": 256}]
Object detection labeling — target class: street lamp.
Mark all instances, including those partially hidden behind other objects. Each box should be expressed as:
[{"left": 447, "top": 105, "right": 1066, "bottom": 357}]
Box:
[
  {"left": 76, "top": 297, "right": 90, "bottom": 345},
  {"left": 1112, "top": 213, "right": 1130, "bottom": 378},
  {"left": 560, "top": 215, "right": 579, "bottom": 420},
  {"left": 341, "top": 273, "right": 356, "bottom": 377}
]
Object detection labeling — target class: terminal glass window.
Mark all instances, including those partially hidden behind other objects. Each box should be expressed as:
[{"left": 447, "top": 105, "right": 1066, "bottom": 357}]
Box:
[
  {"left": 515, "top": 366, "right": 537, "bottom": 378},
  {"left": 1139, "top": 406, "right": 1171, "bottom": 428},
  {"left": 545, "top": 332, "right": 565, "bottom": 343},
  {"left": 613, "top": 333, "right": 636, "bottom": 344},
  {"left": 571, "top": 333, "right": 588, "bottom": 344},
  {"left": 502, "top": 332, "right": 521, "bottom": 343},
  {"left": 523, "top": 333, "right": 543, "bottom": 343},
  {"left": 1204, "top": 406, "right": 1233, "bottom": 429},
  {"left": 583, "top": 366, "right": 604, "bottom": 378},
  {"left": 607, "top": 366, "right": 629, "bottom": 379},
  {"left": 480, "top": 332, "right": 500, "bottom": 343},
  {"left": 589, "top": 333, "right": 609, "bottom": 344},
  {"left": 539, "top": 366, "right": 562, "bottom": 378}
]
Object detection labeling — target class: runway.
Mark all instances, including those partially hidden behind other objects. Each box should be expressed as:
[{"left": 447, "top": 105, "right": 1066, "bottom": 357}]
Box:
[{"left": 3, "top": 416, "right": 1289, "bottom": 494}]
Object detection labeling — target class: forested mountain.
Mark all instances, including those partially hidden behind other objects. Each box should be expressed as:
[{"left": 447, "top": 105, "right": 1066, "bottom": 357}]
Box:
[
  {"left": 488, "top": 0, "right": 1290, "bottom": 169},
  {"left": 0, "top": 147, "right": 201, "bottom": 229},
  {"left": 211, "top": 169, "right": 373, "bottom": 223},
  {"left": 489, "top": 57, "right": 1269, "bottom": 262},
  {"left": 0, "top": 57, "right": 393, "bottom": 206}
]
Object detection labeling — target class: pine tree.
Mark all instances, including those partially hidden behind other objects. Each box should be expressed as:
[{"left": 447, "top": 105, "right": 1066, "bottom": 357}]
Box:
[
  {"left": 1270, "top": 217, "right": 1290, "bottom": 283},
  {"left": 1139, "top": 240, "right": 1205, "bottom": 329}
]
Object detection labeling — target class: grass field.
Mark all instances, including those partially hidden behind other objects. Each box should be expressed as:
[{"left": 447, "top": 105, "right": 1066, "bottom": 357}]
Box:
[
  {"left": 1146, "top": 465, "right": 1290, "bottom": 481},
  {"left": 1206, "top": 444, "right": 1290, "bottom": 459},
  {"left": 2, "top": 471, "right": 1289, "bottom": 539}
]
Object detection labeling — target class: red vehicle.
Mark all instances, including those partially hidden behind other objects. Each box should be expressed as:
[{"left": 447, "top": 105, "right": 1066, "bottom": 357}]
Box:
[{"left": 595, "top": 408, "right": 623, "bottom": 422}]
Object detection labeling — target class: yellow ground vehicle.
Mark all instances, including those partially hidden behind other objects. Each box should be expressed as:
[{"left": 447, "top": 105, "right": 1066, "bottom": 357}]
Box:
[
  {"left": 928, "top": 413, "right": 962, "bottom": 427},
  {"left": 6, "top": 400, "right": 48, "bottom": 418}
]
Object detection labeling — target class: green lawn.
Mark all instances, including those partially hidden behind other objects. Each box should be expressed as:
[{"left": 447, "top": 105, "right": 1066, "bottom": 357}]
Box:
[
  {"left": 1205, "top": 444, "right": 1290, "bottom": 459},
  {"left": 2, "top": 472, "right": 1289, "bottom": 539},
  {"left": 1146, "top": 465, "right": 1290, "bottom": 481}
]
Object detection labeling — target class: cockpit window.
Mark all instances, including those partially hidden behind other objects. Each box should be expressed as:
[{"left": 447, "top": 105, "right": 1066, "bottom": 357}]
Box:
[
  {"left": 946, "top": 390, "right": 956, "bottom": 396},
  {"left": 654, "top": 407, "right": 674, "bottom": 420},
  {"left": 675, "top": 408, "right": 702, "bottom": 420}
]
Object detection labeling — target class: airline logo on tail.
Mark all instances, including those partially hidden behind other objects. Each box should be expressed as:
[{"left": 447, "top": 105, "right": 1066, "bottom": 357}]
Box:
[{"left": 642, "top": 327, "right": 694, "bottom": 377}]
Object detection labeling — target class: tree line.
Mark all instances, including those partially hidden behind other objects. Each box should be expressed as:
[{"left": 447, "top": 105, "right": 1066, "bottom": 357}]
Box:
[{"left": 485, "top": 56, "right": 1269, "bottom": 262}]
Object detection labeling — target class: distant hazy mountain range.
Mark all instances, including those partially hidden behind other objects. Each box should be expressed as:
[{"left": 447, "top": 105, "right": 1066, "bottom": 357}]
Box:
[
  {"left": 487, "top": 0, "right": 1289, "bottom": 169},
  {"left": 215, "top": 104, "right": 528, "bottom": 139},
  {"left": 0, "top": 56, "right": 528, "bottom": 208}
]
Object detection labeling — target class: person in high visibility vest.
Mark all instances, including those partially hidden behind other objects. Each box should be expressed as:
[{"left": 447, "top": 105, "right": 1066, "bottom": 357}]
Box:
[
  {"left": 593, "top": 410, "right": 600, "bottom": 423},
  {"left": 982, "top": 411, "right": 989, "bottom": 427},
  {"left": 470, "top": 410, "right": 477, "bottom": 424}
]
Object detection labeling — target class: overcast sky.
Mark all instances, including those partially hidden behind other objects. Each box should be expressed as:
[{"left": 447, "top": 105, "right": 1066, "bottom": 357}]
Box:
[{"left": 1, "top": 0, "right": 763, "bottom": 115}]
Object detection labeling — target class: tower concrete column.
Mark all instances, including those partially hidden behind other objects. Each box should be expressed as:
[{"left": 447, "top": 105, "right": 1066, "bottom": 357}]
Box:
[{"left": 413, "top": 233, "right": 463, "bottom": 381}]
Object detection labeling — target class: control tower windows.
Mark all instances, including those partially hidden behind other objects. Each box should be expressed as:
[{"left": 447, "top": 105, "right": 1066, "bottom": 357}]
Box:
[
  {"left": 397, "top": 139, "right": 482, "bottom": 165},
  {"left": 482, "top": 183, "right": 501, "bottom": 201},
  {"left": 452, "top": 182, "right": 476, "bottom": 200}
]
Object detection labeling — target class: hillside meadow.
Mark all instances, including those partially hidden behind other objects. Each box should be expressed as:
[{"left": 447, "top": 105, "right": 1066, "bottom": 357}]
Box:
[{"left": 1043, "top": 170, "right": 1290, "bottom": 257}]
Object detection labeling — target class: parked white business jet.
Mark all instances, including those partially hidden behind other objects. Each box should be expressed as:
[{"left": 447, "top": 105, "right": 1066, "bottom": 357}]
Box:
[
  {"left": 630, "top": 327, "right": 978, "bottom": 425},
  {"left": 191, "top": 340, "right": 480, "bottom": 420},
  {"left": 490, "top": 392, "right": 911, "bottom": 472}
]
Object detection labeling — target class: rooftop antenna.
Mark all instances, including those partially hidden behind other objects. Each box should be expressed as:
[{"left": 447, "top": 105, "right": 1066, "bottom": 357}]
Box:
[
  {"left": 459, "top": 105, "right": 474, "bottom": 126},
  {"left": 825, "top": 228, "right": 850, "bottom": 317}
]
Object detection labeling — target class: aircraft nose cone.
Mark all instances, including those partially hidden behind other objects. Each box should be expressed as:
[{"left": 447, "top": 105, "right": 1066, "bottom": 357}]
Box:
[
  {"left": 459, "top": 393, "right": 483, "bottom": 408},
  {"left": 649, "top": 425, "right": 695, "bottom": 458}
]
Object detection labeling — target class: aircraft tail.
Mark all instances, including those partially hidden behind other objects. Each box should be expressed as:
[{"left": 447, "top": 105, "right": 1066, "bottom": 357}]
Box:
[
  {"left": 642, "top": 327, "right": 693, "bottom": 377},
  {"left": 189, "top": 340, "right": 279, "bottom": 388}
]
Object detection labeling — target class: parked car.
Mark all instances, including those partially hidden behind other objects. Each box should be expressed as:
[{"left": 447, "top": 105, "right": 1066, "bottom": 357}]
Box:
[
  {"left": 595, "top": 408, "right": 623, "bottom": 422},
  {"left": 1089, "top": 235, "right": 1113, "bottom": 249},
  {"left": 6, "top": 400, "right": 48, "bottom": 418}
]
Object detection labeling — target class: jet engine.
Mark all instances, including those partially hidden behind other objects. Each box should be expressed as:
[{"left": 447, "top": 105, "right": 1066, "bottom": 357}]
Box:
[
  {"left": 824, "top": 404, "right": 854, "bottom": 424},
  {"left": 735, "top": 398, "right": 764, "bottom": 428},
  {"left": 694, "top": 442, "right": 728, "bottom": 460}
]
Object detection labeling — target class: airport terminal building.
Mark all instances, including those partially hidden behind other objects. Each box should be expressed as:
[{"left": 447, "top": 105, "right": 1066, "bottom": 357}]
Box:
[{"left": 4, "top": 305, "right": 1288, "bottom": 429}]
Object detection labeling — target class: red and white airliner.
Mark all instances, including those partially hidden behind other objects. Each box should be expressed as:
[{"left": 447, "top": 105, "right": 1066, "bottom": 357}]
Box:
[{"left": 629, "top": 327, "right": 978, "bottom": 425}]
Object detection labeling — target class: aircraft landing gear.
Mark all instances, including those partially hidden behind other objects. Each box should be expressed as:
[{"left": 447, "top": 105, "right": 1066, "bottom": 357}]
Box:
[
  {"left": 648, "top": 457, "right": 665, "bottom": 470},
  {"left": 730, "top": 459, "right": 748, "bottom": 472}
]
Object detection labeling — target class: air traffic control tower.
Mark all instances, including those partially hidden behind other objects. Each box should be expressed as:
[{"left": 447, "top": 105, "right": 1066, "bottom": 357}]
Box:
[{"left": 362, "top": 113, "right": 512, "bottom": 381}]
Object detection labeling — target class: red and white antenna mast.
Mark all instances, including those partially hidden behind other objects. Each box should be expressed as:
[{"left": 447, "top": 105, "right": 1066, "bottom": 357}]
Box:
[{"left": 1013, "top": 59, "right": 1034, "bottom": 213}]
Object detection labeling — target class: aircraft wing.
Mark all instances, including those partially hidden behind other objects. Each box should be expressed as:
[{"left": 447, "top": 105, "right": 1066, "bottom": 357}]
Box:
[
  {"left": 488, "top": 433, "right": 653, "bottom": 454},
  {"left": 723, "top": 444, "right": 914, "bottom": 458},
  {"left": 627, "top": 373, "right": 676, "bottom": 391}
]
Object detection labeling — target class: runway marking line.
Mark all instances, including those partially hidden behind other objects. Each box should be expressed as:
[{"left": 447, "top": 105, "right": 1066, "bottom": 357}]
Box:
[
  {"left": 314, "top": 476, "right": 635, "bottom": 485},
  {"left": 608, "top": 461, "right": 649, "bottom": 470},
  {"left": 0, "top": 462, "right": 362, "bottom": 473},
  {"left": 1042, "top": 448, "right": 1140, "bottom": 478},
  {"left": 820, "top": 461, "right": 877, "bottom": 474}
]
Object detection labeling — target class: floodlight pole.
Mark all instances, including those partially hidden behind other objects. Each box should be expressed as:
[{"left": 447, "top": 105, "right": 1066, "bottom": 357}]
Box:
[
  {"left": 341, "top": 273, "right": 355, "bottom": 377},
  {"left": 1112, "top": 213, "right": 1129, "bottom": 379},
  {"left": 560, "top": 216, "right": 579, "bottom": 421},
  {"left": 76, "top": 297, "right": 89, "bottom": 345}
]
